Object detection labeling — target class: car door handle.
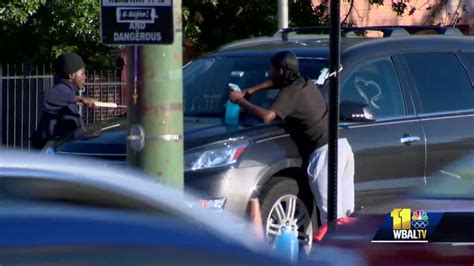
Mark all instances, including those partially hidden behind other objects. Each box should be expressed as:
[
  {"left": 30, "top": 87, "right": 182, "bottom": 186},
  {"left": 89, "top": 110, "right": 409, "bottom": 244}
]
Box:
[{"left": 400, "top": 136, "right": 420, "bottom": 146}]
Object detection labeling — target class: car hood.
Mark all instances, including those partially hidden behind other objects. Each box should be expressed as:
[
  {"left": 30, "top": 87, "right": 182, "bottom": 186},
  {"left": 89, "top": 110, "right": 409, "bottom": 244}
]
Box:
[{"left": 55, "top": 117, "right": 285, "bottom": 155}]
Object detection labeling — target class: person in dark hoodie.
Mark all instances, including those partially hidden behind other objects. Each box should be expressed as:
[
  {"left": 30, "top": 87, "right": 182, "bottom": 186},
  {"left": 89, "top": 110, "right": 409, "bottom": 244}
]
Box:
[
  {"left": 229, "top": 50, "right": 354, "bottom": 224},
  {"left": 32, "top": 53, "right": 96, "bottom": 149}
]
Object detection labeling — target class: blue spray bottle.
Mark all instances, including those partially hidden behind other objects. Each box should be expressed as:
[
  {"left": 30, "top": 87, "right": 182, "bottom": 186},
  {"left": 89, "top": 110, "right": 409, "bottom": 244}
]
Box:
[
  {"left": 225, "top": 83, "right": 241, "bottom": 125},
  {"left": 275, "top": 228, "right": 299, "bottom": 263}
]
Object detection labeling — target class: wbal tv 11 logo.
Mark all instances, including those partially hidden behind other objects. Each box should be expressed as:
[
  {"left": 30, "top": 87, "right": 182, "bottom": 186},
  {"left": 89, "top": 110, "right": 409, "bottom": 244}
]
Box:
[{"left": 390, "top": 208, "right": 429, "bottom": 240}]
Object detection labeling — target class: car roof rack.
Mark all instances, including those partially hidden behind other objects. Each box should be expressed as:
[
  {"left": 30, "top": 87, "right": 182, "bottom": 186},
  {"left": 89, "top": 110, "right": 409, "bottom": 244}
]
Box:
[
  {"left": 217, "top": 25, "right": 464, "bottom": 52},
  {"left": 375, "top": 25, "right": 464, "bottom": 36},
  {"left": 217, "top": 36, "right": 282, "bottom": 51},
  {"left": 276, "top": 25, "right": 464, "bottom": 41}
]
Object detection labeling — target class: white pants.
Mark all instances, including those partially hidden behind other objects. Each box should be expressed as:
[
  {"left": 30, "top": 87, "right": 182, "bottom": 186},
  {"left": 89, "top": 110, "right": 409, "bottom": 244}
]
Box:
[{"left": 307, "top": 138, "right": 355, "bottom": 224}]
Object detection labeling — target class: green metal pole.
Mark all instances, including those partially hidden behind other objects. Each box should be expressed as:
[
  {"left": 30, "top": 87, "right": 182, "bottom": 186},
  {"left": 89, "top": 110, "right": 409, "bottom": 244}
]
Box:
[
  {"left": 126, "top": 46, "right": 139, "bottom": 167},
  {"left": 127, "top": 1, "right": 183, "bottom": 189}
]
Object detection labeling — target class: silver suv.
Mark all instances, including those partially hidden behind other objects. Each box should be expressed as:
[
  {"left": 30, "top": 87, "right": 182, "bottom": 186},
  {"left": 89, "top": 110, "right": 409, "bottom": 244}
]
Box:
[{"left": 53, "top": 26, "right": 474, "bottom": 251}]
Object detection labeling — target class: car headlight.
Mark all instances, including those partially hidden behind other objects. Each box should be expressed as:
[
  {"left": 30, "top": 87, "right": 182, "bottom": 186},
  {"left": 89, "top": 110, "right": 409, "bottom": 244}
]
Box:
[{"left": 184, "top": 138, "right": 251, "bottom": 171}]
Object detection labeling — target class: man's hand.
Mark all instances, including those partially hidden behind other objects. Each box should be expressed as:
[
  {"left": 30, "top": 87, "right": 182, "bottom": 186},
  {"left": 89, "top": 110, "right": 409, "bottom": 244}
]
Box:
[
  {"left": 229, "top": 90, "right": 245, "bottom": 104},
  {"left": 243, "top": 88, "right": 253, "bottom": 96},
  {"left": 90, "top": 129, "right": 102, "bottom": 137},
  {"left": 80, "top": 97, "right": 96, "bottom": 107},
  {"left": 243, "top": 80, "right": 273, "bottom": 98}
]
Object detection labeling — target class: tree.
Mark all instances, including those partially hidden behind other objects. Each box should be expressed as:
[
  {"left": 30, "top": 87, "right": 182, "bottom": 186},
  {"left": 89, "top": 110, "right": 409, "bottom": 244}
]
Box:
[
  {"left": 183, "top": 0, "right": 469, "bottom": 57},
  {"left": 182, "top": 0, "right": 355, "bottom": 56},
  {"left": 183, "top": 0, "right": 326, "bottom": 53},
  {"left": 0, "top": 0, "right": 112, "bottom": 68},
  {"left": 183, "top": 0, "right": 276, "bottom": 54},
  {"left": 1, "top": 0, "right": 466, "bottom": 66}
]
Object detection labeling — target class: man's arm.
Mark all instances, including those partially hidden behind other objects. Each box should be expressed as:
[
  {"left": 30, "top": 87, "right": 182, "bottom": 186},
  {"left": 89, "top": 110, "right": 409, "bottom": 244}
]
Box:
[
  {"left": 75, "top": 96, "right": 96, "bottom": 107},
  {"left": 245, "top": 80, "right": 273, "bottom": 96},
  {"left": 229, "top": 91, "right": 277, "bottom": 124},
  {"left": 238, "top": 98, "right": 277, "bottom": 124}
]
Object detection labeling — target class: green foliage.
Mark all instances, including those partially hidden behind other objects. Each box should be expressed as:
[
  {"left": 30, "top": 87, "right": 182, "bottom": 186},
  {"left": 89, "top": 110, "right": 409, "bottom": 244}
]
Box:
[
  {"left": 0, "top": 0, "right": 112, "bottom": 69},
  {"left": 182, "top": 0, "right": 357, "bottom": 57},
  {"left": 182, "top": 6, "right": 201, "bottom": 45},
  {"left": 290, "top": 0, "right": 326, "bottom": 26},
  {"left": 1, "top": 0, "right": 437, "bottom": 66},
  {"left": 183, "top": 0, "right": 327, "bottom": 54},
  {"left": 0, "top": 0, "right": 46, "bottom": 26},
  {"left": 183, "top": 0, "right": 278, "bottom": 53}
]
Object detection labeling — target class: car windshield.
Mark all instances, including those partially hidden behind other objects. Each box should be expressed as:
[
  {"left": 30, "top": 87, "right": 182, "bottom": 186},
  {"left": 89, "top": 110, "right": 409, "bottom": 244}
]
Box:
[{"left": 183, "top": 56, "right": 327, "bottom": 117}]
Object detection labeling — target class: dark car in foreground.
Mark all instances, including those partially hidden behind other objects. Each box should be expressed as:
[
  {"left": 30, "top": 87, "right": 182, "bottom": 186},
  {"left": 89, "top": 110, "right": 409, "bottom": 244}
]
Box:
[
  {"left": 0, "top": 150, "right": 371, "bottom": 265},
  {"left": 51, "top": 26, "right": 474, "bottom": 251},
  {"left": 0, "top": 150, "right": 282, "bottom": 265}
]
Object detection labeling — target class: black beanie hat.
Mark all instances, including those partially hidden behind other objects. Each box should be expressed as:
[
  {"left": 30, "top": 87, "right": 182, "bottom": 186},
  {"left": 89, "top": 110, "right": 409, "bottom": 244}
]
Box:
[
  {"left": 271, "top": 51, "right": 299, "bottom": 73},
  {"left": 54, "top": 53, "right": 85, "bottom": 77}
]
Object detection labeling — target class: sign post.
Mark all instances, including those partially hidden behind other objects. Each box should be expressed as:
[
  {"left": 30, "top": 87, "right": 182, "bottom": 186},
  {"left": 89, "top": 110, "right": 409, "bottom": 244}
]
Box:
[
  {"left": 101, "top": 0, "right": 174, "bottom": 45},
  {"left": 101, "top": 0, "right": 184, "bottom": 189},
  {"left": 328, "top": 0, "right": 341, "bottom": 231}
]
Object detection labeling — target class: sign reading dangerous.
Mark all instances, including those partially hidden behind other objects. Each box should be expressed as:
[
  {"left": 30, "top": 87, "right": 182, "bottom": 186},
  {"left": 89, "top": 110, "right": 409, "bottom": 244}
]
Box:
[{"left": 101, "top": 0, "right": 173, "bottom": 45}]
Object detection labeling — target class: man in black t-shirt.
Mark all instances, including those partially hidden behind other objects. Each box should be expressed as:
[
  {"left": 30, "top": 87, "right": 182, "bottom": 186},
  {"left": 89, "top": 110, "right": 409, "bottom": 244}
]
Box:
[{"left": 229, "top": 51, "right": 354, "bottom": 224}]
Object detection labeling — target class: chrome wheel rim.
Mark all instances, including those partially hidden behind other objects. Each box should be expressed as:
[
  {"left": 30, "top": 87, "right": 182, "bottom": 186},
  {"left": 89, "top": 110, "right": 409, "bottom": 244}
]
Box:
[{"left": 265, "top": 194, "right": 314, "bottom": 254}]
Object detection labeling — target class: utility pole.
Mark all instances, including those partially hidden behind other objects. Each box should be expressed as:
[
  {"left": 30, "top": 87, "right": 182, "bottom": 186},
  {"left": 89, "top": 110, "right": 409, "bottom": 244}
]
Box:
[
  {"left": 125, "top": 2, "right": 183, "bottom": 189},
  {"left": 278, "top": 0, "right": 289, "bottom": 29},
  {"left": 328, "top": 0, "right": 341, "bottom": 231}
]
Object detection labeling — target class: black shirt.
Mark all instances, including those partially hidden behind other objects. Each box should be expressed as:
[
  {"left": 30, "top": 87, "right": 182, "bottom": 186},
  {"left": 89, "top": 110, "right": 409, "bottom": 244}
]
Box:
[{"left": 270, "top": 76, "right": 328, "bottom": 159}]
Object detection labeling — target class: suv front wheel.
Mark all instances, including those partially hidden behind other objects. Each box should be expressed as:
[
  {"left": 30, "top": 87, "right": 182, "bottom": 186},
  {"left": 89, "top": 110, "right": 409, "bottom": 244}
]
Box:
[{"left": 258, "top": 176, "right": 318, "bottom": 254}]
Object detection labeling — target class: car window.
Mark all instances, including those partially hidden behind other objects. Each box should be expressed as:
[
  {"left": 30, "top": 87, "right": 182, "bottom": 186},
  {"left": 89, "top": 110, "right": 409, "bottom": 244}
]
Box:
[
  {"left": 462, "top": 52, "right": 474, "bottom": 77},
  {"left": 341, "top": 57, "right": 405, "bottom": 119},
  {"left": 403, "top": 52, "right": 474, "bottom": 113},
  {"left": 184, "top": 57, "right": 252, "bottom": 116},
  {"left": 183, "top": 57, "right": 326, "bottom": 116},
  {"left": 299, "top": 58, "right": 328, "bottom": 81},
  {"left": 249, "top": 58, "right": 328, "bottom": 109}
]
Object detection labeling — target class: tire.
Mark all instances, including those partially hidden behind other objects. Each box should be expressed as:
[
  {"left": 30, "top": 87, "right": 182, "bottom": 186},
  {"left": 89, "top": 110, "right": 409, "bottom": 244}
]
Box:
[{"left": 258, "top": 176, "right": 319, "bottom": 254}]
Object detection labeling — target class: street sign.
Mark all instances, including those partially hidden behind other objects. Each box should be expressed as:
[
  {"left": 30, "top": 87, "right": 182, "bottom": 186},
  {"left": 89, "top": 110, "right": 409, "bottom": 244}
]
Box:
[{"left": 101, "top": 0, "right": 173, "bottom": 45}]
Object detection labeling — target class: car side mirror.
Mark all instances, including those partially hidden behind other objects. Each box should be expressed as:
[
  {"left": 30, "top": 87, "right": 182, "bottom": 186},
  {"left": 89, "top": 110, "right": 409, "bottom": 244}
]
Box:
[{"left": 340, "top": 101, "right": 375, "bottom": 122}]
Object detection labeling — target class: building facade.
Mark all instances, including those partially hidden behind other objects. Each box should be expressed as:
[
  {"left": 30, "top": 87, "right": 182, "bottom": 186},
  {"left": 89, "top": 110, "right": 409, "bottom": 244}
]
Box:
[{"left": 312, "top": 0, "right": 473, "bottom": 35}]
